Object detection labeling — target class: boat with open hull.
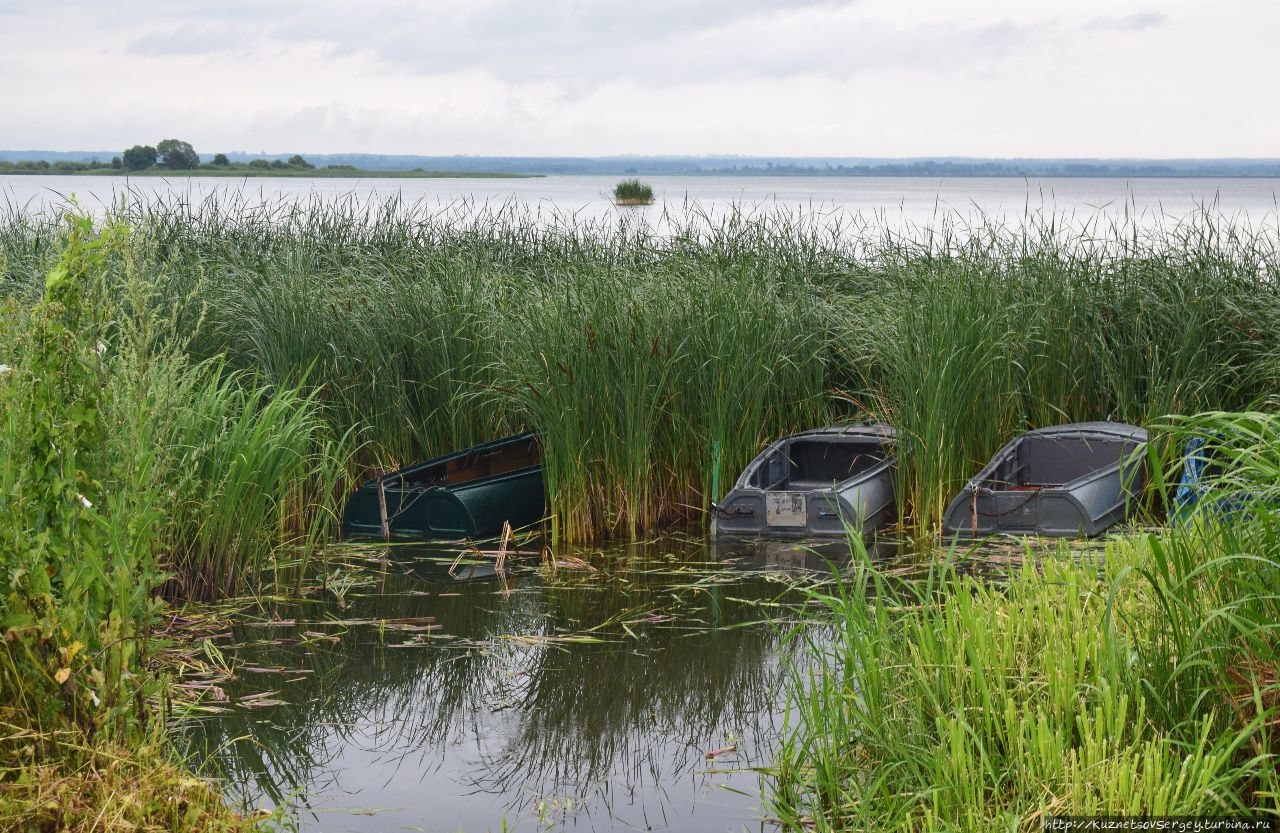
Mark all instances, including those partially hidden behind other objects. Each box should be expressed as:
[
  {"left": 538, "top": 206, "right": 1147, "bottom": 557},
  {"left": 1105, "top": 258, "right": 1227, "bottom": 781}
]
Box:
[
  {"left": 941, "top": 421, "right": 1147, "bottom": 540},
  {"left": 712, "top": 424, "right": 896, "bottom": 539},
  {"left": 342, "top": 432, "right": 545, "bottom": 540}
]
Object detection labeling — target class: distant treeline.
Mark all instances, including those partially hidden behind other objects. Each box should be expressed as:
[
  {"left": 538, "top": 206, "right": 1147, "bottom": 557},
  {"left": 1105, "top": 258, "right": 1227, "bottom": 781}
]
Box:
[
  {"left": 0, "top": 142, "right": 529, "bottom": 178},
  {"left": 4, "top": 149, "right": 1280, "bottom": 178},
  {"left": 0, "top": 158, "right": 109, "bottom": 173}
]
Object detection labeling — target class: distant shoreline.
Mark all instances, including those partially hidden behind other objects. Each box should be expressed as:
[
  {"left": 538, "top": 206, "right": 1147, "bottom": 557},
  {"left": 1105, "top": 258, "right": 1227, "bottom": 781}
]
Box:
[
  {"left": 0, "top": 167, "right": 541, "bottom": 179},
  {"left": 2, "top": 168, "right": 1278, "bottom": 181},
  {"left": 5, "top": 153, "right": 1280, "bottom": 180}
]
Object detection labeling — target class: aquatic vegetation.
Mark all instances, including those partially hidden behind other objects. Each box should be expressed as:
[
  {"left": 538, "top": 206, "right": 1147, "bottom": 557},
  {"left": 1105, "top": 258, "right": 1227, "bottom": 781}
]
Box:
[
  {"left": 767, "top": 488, "right": 1280, "bottom": 829},
  {"left": 177, "top": 541, "right": 803, "bottom": 826},
  {"left": 612, "top": 178, "right": 654, "bottom": 205},
  {"left": 1, "top": 195, "right": 1277, "bottom": 544},
  {"left": 0, "top": 216, "right": 259, "bottom": 830},
  {"left": 3, "top": 193, "right": 1276, "bottom": 831}
]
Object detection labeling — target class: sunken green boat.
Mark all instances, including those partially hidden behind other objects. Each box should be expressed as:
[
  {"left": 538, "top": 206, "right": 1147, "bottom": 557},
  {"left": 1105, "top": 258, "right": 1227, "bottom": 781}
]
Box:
[{"left": 342, "top": 432, "right": 545, "bottom": 540}]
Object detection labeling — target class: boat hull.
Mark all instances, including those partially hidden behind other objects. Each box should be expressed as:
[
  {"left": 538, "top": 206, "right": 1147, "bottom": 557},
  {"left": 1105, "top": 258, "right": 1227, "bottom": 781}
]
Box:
[
  {"left": 713, "top": 424, "right": 896, "bottom": 539},
  {"left": 342, "top": 432, "right": 545, "bottom": 540},
  {"left": 941, "top": 422, "right": 1147, "bottom": 540}
]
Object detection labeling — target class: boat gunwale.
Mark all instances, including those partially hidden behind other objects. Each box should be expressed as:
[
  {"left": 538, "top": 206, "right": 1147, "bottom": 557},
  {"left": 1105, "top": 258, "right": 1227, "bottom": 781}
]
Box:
[
  {"left": 357, "top": 430, "right": 540, "bottom": 488},
  {"left": 728, "top": 423, "right": 898, "bottom": 494},
  {"left": 965, "top": 422, "right": 1148, "bottom": 493}
]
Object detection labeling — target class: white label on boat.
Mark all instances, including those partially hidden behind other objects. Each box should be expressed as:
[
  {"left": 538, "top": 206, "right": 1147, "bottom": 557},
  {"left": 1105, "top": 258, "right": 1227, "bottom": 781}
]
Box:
[{"left": 766, "top": 492, "right": 807, "bottom": 527}]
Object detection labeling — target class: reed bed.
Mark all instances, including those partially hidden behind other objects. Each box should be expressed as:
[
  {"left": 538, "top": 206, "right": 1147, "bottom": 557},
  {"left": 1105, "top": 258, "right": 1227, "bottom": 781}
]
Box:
[
  {"left": 2, "top": 194, "right": 1278, "bottom": 543},
  {"left": 770, "top": 527, "right": 1280, "bottom": 829},
  {"left": 4, "top": 194, "right": 1279, "bottom": 827}
]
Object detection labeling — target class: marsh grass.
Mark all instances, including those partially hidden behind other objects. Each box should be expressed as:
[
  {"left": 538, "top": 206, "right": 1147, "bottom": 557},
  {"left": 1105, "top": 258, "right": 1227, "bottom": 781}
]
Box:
[
  {"left": 0, "top": 212, "right": 347, "bottom": 749},
  {"left": 770, "top": 412, "right": 1280, "bottom": 829},
  {"left": 613, "top": 179, "right": 655, "bottom": 205},
  {"left": 2, "top": 194, "right": 1278, "bottom": 542},
  {"left": 768, "top": 520, "right": 1280, "bottom": 830}
]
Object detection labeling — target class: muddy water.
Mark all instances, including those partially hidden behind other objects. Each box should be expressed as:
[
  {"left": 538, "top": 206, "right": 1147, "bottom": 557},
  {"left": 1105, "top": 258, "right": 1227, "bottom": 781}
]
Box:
[{"left": 182, "top": 537, "right": 852, "bottom": 833}]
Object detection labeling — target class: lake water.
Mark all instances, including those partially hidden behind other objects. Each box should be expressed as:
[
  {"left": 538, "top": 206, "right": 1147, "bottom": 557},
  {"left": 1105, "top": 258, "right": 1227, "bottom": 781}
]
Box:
[
  {"left": 180, "top": 537, "right": 849, "bottom": 833},
  {"left": 4, "top": 174, "right": 1279, "bottom": 234}
]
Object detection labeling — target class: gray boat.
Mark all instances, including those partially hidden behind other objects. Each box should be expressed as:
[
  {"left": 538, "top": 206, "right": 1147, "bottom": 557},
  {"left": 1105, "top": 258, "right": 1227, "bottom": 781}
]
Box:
[
  {"left": 712, "top": 424, "right": 896, "bottom": 539},
  {"left": 941, "top": 421, "right": 1147, "bottom": 540}
]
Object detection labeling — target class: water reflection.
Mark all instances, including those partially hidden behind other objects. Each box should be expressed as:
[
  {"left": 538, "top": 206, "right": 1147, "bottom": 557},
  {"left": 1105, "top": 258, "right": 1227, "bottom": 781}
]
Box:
[
  {"left": 6, "top": 173, "right": 1278, "bottom": 235},
  {"left": 183, "top": 536, "right": 834, "bottom": 833}
]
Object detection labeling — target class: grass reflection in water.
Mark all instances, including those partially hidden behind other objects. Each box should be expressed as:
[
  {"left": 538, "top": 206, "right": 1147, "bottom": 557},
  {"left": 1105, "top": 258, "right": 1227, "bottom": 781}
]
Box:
[{"left": 180, "top": 535, "right": 834, "bottom": 832}]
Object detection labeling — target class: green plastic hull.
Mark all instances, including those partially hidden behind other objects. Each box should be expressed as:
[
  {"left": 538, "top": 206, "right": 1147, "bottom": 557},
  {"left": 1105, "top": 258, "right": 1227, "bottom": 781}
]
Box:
[{"left": 342, "top": 433, "right": 545, "bottom": 540}]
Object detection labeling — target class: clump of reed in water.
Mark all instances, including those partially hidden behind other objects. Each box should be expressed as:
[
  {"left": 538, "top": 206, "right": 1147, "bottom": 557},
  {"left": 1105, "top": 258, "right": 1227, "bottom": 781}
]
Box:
[{"left": 613, "top": 178, "right": 654, "bottom": 205}]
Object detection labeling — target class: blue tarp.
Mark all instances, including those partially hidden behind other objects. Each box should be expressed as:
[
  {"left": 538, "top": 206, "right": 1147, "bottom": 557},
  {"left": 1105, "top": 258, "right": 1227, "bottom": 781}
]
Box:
[{"left": 1171, "top": 435, "right": 1257, "bottom": 522}]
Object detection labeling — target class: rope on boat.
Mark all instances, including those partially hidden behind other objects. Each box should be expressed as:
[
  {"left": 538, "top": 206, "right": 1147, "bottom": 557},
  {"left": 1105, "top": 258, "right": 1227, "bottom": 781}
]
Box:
[
  {"left": 374, "top": 472, "right": 435, "bottom": 537},
  {"left": 968, "top": 484, "right": 1043, "bottom": 527}
]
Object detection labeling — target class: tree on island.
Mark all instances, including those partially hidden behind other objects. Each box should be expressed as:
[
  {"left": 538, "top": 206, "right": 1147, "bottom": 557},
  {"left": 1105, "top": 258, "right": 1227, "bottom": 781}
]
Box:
[
  {"left": 287, "top": 154, "right": 314, "bottom": 170},
  {"left": 157, "top": 139, "right": 200, "bottom": 170},
  {"left": 122, "top": 145, "right": 158, "bottom": 170},
  {"left": 210, "top": 153, "right": 230, "bottom": 166}
]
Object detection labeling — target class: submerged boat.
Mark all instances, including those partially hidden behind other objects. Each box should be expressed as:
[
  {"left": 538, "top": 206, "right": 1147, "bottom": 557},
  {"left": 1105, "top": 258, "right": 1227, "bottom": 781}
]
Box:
[
  {"left": 712, "top": 424, "right": 896, "bottom": 538},
  {"left": 941, "top": 422, "right": 1147, "bottom": 540},
  {"left": 342, "top": 432, "right": 544, "bottom": 540}
]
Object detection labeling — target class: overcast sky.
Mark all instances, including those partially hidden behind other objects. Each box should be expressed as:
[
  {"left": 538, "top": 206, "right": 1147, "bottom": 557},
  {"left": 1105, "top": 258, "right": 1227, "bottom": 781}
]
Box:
[{"left": 1, "top": 0, "right": 1274, "bottom": 157}]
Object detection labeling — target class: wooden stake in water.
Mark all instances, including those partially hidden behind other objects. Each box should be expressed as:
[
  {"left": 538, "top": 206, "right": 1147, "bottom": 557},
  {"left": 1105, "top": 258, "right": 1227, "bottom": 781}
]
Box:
[
  {"left": 496, "top": 521, "right": 512, "bottom": 598},
  {"left": 711, "top": 440, "right": 723, "bottom": 505},
  {"left": 377, "top": 473, "right": 391, "bottom": 541}
]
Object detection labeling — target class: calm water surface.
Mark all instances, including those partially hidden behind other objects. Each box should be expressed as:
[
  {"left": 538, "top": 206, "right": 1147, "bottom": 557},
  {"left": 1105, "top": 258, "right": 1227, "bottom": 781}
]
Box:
[
  {"left": 181, "top": 537, "right": 847, "bottom": 833},
  {"left": 4, "top": 174, "right": 1279, "bottom": 233}
]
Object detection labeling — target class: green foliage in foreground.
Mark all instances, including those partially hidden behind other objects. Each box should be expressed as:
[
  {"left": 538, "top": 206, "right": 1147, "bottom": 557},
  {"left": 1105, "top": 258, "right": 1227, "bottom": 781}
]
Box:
[
  {"left": 769, "top": 414, "right": 1280, "bottom": 829},
  {"left": 1, "top": 197, "right": 1278, "bottom": 541},
  {"left": 0, "top": 210, "right": 342, "bottom": 829},
  {"left": 0, "top": 210, "right": 345, "bottom": 754}
]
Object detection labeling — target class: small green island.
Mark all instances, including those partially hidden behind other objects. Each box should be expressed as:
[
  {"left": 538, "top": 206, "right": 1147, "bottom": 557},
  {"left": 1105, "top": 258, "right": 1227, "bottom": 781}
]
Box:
[
  {"left": 613, "top": 178, "right": 655, "bottom": 205},
  {"left": 0, "top": 139, "right": 537, "bottom": 178}
]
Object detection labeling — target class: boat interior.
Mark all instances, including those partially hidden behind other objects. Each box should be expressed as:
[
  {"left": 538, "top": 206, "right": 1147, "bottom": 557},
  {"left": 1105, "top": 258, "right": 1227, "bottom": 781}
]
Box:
[
  {"left": 387, "top": 437, "right": 540, "bottom": 490},
  {"left": 978, "top": 434, "right": 1137, "bottom": 492},
  {"left": 751, "top": 437, "right": 891, "bottom": 491}
]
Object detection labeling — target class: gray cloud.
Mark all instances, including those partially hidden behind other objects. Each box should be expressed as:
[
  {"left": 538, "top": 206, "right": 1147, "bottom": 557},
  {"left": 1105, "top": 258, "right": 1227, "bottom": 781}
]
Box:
[
  {"left": 106, "top": 1, "right": 861, "bottom": 81},
  {"left": 1083, "top": 11, "right": 1166, "bottom": 32},
  {"left": 128, "top": 22, "right": 262, "bottom": 57},
  {"left": 87, "top": 1, "right": 1171, "bottom": 91},
  {"left": 275, "top": 3, "right": 1036, "bottom": 90}
]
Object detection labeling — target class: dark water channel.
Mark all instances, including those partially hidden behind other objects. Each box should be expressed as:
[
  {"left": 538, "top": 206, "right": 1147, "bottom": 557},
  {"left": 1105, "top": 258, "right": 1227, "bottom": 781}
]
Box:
[{"left": 182, "top": 536, "right": 852, "bottom": 833}]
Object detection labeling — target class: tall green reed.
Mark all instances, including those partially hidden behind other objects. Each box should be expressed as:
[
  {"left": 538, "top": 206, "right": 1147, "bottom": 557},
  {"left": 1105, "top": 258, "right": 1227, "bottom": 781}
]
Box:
[
  {"left": 2, "top": 195, "right": 1277, "bottom": 542},
  {"left": 769, "top": 521, "right": 1280, "bottom": 830}
]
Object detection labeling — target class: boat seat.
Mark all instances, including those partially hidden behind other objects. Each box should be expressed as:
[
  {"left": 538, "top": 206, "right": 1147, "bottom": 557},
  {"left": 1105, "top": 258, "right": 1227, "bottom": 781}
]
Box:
[
  {"left": 786, "top": 479, "right": 839, "bottom": 490},
  {"left": 996, "top": 483, "right": 1059, "bottom": 491}
]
